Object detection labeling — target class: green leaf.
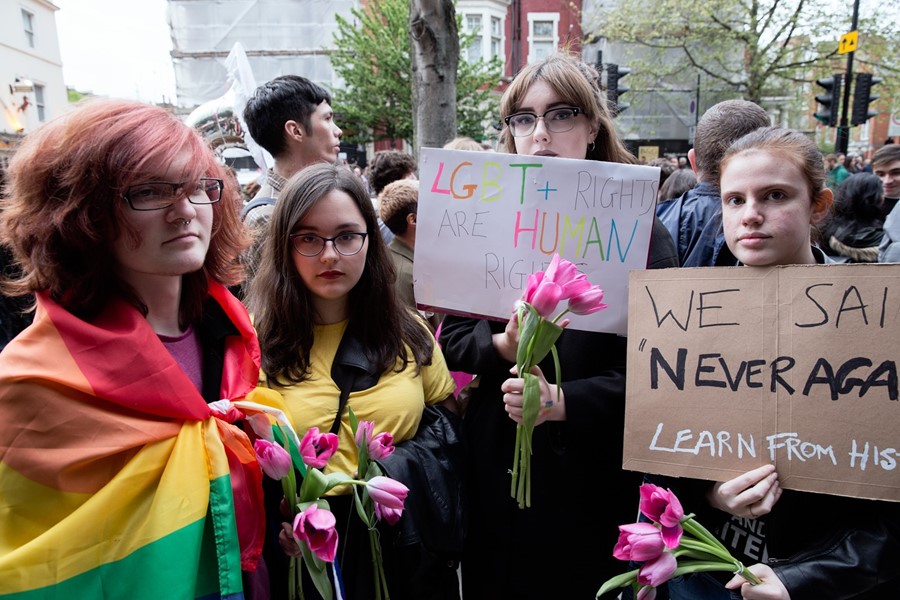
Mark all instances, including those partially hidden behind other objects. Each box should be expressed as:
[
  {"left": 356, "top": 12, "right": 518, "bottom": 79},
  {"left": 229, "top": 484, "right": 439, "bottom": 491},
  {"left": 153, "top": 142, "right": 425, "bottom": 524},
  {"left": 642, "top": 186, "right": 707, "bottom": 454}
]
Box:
[
  {"left": 298, "top": 468, "right": 329, "bottom": 501},
  {"left": 321, "top": 472, "right": 353, "bottom": 495},
  {"left": 520, "top": 372, "right": 541, "bottom": 437},
  {"left": 300, "top": 543, "right": 334, "bottom": 600},
  {"left": 597, "top": 568, "right": 639, "bottom": 595},
  {"left": 274, "top": 423, "right": 307, "bottom": 478},
  {"left": 527, "top": 319, "right": 564, "bottom": 367}
]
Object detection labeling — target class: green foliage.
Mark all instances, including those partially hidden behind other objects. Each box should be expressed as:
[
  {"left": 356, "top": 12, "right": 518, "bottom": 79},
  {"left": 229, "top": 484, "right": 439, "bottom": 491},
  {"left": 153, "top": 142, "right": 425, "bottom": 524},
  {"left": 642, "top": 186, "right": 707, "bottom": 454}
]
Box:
[
  {"left": 67, "top": 88, "right": 89, "bottom": 103},
  {"left": 330, "top": 0, "right": 502, "bottom": 146},
  {"left": 591, "top": 0, "right": 898, "bottom": 117},
  {"left": 595, "top": 0, "right": 835, "bottom": 104}
]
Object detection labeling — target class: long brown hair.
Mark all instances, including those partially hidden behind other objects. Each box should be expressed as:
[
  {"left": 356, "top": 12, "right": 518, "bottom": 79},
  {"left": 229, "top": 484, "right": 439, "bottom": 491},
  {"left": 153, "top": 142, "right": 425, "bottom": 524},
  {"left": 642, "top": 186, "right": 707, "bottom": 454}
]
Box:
[{"left": 247, "top": 163, "right": 434, "bottom": 385}]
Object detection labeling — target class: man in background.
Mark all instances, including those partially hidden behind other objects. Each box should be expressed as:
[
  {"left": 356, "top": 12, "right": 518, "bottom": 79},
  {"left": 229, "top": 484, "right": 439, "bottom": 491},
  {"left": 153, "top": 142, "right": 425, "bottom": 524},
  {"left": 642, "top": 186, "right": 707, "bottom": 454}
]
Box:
[
  {"left": 238, "top": 75, "right": 342, "bottom": 296},
  {"left": 656, "top": 99, "right": 771, "bottom": 266}
]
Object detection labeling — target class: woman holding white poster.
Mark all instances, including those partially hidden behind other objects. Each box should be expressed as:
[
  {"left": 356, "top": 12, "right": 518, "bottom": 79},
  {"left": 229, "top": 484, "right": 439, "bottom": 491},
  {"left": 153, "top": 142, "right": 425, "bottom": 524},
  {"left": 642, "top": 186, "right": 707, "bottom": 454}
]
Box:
[{"left": 437, "top": 51, "right": 678, "bottom": 599}]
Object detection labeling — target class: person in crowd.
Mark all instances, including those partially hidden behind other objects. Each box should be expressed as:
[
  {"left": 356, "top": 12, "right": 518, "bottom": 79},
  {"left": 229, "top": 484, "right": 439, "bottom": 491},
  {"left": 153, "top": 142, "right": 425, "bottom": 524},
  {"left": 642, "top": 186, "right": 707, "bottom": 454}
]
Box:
[
  {"left": 437, "top": 51, "right": 678, "bottom": 600},
  {"left": 818, "top": 172, "right": 884, "bottom": 263},
  {"left": 873, "top": 143, "right": 900, "bottom": 221},
  {"left": 368, "top": 150, "right": 418, "bottom": 198},
  {"left": 443, "top": 136, "right": 484, "bottom": 152},
  {"left": 239, "top": 75, "right": 343, "bottom": 294},
  {"left": 0, "top": 98, "right": 269, "bottom": 598},
  {"left": 0, "top": 243, "right": 32, "bottom": 350},
  {"left": 825, "top": 152, "right": 851, "bottom": 190},
  {"left": 649, "top": 157, "right": 678, "bottom": 201},
  {"left": 378, "top": 179, "right": 442, "bottom": 332},
  {"left": 657, "top": 168, "right": 698, "bottom": 204},
  {"left": 661, "top": 127, "right": 900, "bottom": 600},
  {"left": 657, "top": 99, "right": 771, "bottom": 266},
  {"left": 877, "top": 145, "right": 900, "bottom": 262},
  {"left": 367, "top": 150, "right": 419, "bottom": 244},
  {"left": 246, "top": 163, "right": 458, "bottom": 599}
]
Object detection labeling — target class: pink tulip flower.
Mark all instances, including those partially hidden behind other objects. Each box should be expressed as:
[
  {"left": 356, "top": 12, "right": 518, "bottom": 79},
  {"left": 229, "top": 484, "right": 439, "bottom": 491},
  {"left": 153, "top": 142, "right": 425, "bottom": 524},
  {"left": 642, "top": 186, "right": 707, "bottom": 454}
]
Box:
[
  {"left": 293, "top": 504, "right": 338, "bottom": 563},
  {"left": 368, "top": 431, "right": 395, "bottom": 460},
  {"left": 299, "top": 427, "right": 339, "bottom": 469},
  {"left": 523, "top": 271, "right": 545, "bottom": 305},
  {"left": 637, "top": 551, "right": 677, "bottom": 587},
  {"left": 567, "top": 285, "right": 608, "bottom": 315},
  {"left": 639, "top": 484, "right": 685, "bottom": 548},
  {"left": 560, "top": 273, "right": 591, "bottom": 299},
  {"left": 355, "top": 420, "right": 375, "bottom": 448},
  {"left": 366, "top": 476, "right": 409, "bottom": 510},
  {"left": 253, "top": 439, "right": 293, "bottom": 481},
  {"left": 529, "top": 280, "right": 563, "bottom": 318},
  {"left": 374, "top": 501, "right": 403, "bottom": 525},
  {"left": 612, "top": 522, "right": 666, "bottom": 562}
]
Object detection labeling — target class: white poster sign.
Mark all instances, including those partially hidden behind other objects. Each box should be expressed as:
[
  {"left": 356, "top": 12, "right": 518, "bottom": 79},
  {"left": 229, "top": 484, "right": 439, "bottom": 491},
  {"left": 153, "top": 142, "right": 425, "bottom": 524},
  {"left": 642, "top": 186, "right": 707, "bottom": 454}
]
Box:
[{"left": 413, "top": 148, "right": 659, "bottom": 334}]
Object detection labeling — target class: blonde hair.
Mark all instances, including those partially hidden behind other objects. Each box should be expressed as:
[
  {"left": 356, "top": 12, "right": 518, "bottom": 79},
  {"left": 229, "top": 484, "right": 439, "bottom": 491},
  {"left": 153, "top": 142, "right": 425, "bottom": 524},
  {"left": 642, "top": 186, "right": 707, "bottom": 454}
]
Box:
[{"left": 443, "top": 136, "right": 484, "bottom": 152}]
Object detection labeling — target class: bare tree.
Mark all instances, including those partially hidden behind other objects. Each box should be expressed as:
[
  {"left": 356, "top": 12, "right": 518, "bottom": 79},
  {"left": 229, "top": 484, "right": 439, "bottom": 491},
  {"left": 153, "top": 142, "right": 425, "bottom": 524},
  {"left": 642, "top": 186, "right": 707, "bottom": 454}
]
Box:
[{"left": 409, "top": 0, "right": 459, "bottom": 154}]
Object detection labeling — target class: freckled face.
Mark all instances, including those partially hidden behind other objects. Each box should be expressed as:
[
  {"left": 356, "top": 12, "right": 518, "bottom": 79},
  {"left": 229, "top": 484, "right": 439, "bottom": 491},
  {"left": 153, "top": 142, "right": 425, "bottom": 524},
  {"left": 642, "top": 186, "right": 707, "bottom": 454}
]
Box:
[
  {"left": 291, "top": 190, "right": 368, "bottom": 319},
  {"left": 720, "top": 150, "right": 829, "bottom": 266},
  {"left": 511, "top": 80, "right": 598, "bottom": 160}
]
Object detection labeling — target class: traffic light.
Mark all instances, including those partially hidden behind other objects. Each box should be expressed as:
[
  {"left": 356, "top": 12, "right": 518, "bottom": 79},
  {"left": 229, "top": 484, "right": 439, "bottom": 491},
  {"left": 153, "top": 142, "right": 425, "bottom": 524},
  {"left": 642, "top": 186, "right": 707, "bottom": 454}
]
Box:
[
  {"left": 606, "top": 63, "right": 630, "bottom": 116},
  {"left": 851, "top": 73, "right": 882, "bottom": 126},
  {"left": 814, "top": 74, "right": 842, "bottom": 127}
]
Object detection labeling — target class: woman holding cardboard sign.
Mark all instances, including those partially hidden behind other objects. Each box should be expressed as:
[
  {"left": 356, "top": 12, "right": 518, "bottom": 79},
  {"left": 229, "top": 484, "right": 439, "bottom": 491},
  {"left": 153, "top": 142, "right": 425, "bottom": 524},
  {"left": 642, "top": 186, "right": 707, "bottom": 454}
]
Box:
[
  {"left": 658, "top": 128, "right": 900, "bottom": 600},
  {"left": 437, "top": 51, "right": 678, "bottom": 599}
]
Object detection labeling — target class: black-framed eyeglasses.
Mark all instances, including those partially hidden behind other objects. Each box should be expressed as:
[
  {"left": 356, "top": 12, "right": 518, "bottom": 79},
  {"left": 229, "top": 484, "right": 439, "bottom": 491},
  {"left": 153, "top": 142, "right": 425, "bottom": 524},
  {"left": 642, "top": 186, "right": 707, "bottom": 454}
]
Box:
[
  {"left": 503, "top": 107, "right": 582, "bottom": 137},
  {"left": 289, "top": 232, "right": 368, "bottom": 257},
  {"left": 122, "top": 177, "right": 223, "bottom": 211}
]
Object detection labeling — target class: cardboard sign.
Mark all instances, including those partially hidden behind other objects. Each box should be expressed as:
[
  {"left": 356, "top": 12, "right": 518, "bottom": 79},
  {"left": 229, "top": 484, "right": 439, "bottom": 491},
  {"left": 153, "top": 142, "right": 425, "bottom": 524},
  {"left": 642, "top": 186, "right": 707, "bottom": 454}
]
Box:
[
  {"left": 624, "top": 263, "right": 900, "bottom": 502},
  {"left": 414, "top": 148, "right": 659, "bottom": 334}
]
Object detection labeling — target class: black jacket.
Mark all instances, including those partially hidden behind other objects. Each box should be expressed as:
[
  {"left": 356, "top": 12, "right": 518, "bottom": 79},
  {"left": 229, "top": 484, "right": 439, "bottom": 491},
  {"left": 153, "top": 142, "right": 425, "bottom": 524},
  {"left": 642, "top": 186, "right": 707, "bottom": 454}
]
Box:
[
  {"left": 439, "top": 218, "right": 678, "bottom": 600},
  {"left": 377, "top": 404, "right": 466, "bottom": 600}
]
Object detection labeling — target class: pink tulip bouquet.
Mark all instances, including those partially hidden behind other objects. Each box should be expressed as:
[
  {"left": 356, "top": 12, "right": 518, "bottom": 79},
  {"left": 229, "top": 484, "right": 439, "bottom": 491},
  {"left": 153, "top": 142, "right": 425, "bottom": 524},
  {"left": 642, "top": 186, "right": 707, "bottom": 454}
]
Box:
[
  {"left": 597, "top": 483, "right": 762, "bottom": 599},
  {"left": 251, "top": 415, "right": 409, "bottom": 600},
  {"left": 511, "top": 253, "right": 607, "bottom": 508}
]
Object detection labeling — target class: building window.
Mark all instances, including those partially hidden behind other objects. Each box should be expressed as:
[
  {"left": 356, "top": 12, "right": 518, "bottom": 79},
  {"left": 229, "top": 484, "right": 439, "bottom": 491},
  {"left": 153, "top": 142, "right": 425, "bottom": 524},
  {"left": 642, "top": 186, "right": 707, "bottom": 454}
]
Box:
[
  {"left": 527, "top": 13, "right": 559, "bottom": 63},
  {"left": 465, "top": 14, "right": 483, "bottom": 64},
  {"left": 490, "top": 16, "right": 502, "bottom": 59},
  {"left": 458, "top": 4, "right": 505, "bottom": 67},
  {"left": 22, "top": 9, "right": 35, "bottom": 48},
  {"left": 34, "top": 84, "right": 45, "bottom": 121}
]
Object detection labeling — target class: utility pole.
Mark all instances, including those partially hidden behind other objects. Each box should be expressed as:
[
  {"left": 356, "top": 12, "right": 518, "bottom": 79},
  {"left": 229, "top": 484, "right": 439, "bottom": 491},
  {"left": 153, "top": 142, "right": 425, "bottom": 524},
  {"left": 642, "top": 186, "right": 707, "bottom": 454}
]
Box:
[{"left": 836, "top": 0, "right": 860, "bottom": 155}]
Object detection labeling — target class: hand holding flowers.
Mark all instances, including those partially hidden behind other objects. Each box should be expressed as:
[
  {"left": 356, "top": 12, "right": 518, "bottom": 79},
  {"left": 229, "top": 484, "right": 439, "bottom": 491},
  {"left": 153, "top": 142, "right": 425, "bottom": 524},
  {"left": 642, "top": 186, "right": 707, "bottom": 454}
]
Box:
[
  {"left": 251, "top": 408, "right": 409, "bottom": 600},
  {"left": 597, "top": 483, "right": 762, "bottom": 599},
  {"left": 510, "top": 253, "right": 607, "bottom": 508}
]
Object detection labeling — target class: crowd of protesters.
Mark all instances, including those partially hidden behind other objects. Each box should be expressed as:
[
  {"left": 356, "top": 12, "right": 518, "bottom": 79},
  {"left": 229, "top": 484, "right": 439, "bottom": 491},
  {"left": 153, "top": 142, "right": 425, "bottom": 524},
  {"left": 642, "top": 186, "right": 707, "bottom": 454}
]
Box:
[{"left": 1, "top": 49, "right": 899, "bottom": 600}]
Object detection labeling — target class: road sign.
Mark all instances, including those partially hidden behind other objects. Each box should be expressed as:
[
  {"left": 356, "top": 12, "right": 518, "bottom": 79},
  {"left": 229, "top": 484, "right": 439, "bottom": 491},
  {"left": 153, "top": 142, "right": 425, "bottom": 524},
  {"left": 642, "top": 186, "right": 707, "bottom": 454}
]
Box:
[
  {"left": 889, "top": 110, "right": 900, "bottom": 137},
  {"left": 839, "top": 30, "right": 858, "bottom": 54}
]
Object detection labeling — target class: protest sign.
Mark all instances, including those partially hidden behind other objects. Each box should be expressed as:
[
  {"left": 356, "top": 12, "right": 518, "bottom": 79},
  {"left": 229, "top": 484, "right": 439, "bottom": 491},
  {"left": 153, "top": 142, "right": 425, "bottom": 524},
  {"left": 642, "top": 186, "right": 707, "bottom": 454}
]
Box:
[
  {"left": 414, "top": 148, "right": 658, "bottom": 334},
  {"left": 624, "top": 263, "right": 900, "bottom": 502}
]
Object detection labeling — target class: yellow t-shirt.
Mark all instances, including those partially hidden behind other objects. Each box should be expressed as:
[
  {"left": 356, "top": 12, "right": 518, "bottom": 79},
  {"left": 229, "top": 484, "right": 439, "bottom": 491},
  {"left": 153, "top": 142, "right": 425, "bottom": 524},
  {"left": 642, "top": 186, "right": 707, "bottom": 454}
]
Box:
[{"left": 263, "top": 320, "right": 456, "bottom": 480}]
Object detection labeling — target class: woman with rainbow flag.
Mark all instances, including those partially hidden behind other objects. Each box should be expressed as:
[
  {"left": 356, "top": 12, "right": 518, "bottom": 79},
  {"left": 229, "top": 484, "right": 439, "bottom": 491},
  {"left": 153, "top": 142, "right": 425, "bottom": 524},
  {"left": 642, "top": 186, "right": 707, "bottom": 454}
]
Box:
[{"left": 0, "top": 98, "right": 270, "bottom": 599}]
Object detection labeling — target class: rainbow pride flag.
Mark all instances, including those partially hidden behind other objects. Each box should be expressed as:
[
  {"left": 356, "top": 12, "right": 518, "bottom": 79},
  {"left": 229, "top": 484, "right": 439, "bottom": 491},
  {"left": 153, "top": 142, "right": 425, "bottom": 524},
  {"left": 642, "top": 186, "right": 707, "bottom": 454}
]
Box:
[{"left": 0, "top": 282, "right": 265, "bottom": 599}]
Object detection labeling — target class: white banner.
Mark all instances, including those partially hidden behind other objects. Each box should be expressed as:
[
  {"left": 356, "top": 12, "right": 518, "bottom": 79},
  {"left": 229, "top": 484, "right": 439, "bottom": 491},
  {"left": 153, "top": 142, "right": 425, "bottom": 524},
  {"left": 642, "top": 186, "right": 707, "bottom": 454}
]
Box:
[{"left": 413, "top": 148, "right": 659, "bottom": 334}]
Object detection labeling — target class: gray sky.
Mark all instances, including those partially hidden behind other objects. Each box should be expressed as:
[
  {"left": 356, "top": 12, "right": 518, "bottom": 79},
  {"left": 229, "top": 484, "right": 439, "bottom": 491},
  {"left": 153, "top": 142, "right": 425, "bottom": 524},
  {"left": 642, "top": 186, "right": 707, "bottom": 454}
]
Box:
[{"left": 54, "top": 0, "right": 176, "bottom": 103}]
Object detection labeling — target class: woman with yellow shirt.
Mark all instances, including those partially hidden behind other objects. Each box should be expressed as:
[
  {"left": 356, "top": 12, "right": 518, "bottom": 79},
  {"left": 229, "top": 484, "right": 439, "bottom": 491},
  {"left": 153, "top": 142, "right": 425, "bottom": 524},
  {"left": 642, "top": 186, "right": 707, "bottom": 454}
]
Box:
[{"left": 246, "top": 162, "right": 457, "bottom": 599}]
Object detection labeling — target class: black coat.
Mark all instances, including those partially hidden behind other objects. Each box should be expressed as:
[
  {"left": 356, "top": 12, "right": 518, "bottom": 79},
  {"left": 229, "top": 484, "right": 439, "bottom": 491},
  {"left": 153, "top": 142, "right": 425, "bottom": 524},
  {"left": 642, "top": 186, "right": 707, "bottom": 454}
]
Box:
[{"left": 439, "top": 219, "right": 678, "bottom": 600}]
